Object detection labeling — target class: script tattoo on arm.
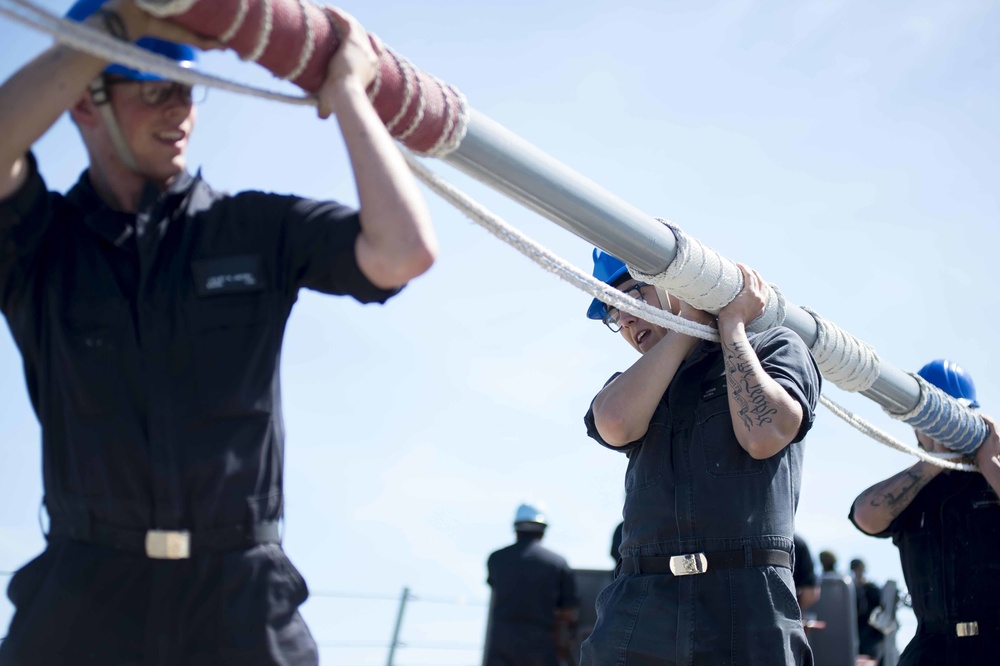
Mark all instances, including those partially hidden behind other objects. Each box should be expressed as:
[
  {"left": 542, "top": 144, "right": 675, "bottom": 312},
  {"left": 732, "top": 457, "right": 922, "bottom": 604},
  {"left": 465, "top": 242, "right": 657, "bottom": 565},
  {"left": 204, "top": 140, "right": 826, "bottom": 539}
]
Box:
[
  {"left": 723, "top": 339, "right": 778, "bottom": 433},
  {"left": 864, "top": 468, "right": 931, "bottom": 520}
]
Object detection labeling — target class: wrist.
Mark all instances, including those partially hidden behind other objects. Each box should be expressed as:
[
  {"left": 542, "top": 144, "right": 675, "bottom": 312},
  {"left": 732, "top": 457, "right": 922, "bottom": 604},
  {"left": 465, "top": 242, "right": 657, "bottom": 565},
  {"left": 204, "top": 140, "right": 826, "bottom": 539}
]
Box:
[{"left": 717, "top": 314, "right": 745, "bottom": 338}]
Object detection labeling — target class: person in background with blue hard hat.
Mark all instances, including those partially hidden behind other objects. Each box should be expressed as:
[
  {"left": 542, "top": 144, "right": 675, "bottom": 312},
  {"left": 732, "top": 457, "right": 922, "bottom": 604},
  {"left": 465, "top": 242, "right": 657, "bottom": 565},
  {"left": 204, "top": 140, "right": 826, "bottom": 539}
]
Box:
[
  {"left": 0, "top": 1, "right": 436, "bottom": 664},
  {"left": 485, "top": 503, "right": 579, "bottom": 666},
  {"left": 850, "top": 360, "right": 1000, "bottom": 666},
  {"left": 579, "top": 248, "right": 822, "bottom": 665}
]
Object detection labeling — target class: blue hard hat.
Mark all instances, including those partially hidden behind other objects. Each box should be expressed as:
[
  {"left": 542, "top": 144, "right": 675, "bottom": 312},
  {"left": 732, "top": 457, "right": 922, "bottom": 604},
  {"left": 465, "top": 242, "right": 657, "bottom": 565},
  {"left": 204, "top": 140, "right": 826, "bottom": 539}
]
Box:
[
  {"left": 587, "top": 248, "right": 630, "bottom": 320},
  {"left": 66, "top": 0, "right": 197, "bottom": 81},
  {"left": 513, "top": 503, "right": 547, "bottom": 531},
  {"left": 917, "top": 359, "right": 980, "bottom": 409}
]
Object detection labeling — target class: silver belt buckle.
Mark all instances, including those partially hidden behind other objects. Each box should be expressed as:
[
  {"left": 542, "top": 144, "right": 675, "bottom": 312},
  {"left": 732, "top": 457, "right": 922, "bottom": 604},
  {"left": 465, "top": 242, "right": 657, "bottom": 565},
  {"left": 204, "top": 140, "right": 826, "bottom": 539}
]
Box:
[
  {"left": 144, "top": 530, "right": 191, "bottom": 560},
  {"left": 956, "top": 621, "right": 979, "bottom": 638},
  {"left": 669, "top": 552, "right": 708, "bottom": 576}
]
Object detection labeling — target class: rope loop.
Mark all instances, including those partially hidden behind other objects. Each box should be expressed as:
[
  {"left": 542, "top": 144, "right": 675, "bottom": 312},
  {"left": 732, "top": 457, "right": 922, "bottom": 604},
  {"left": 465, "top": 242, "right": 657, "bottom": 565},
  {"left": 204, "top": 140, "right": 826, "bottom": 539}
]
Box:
[
  {"left": 628, "top": 218, "right": 786, "bottom": 333},
  {"left": 801, "top": 306, "right": 880, "bottom": 392},
  {"left": 885, "top": 373, "right": 987, "bottom": 456}
]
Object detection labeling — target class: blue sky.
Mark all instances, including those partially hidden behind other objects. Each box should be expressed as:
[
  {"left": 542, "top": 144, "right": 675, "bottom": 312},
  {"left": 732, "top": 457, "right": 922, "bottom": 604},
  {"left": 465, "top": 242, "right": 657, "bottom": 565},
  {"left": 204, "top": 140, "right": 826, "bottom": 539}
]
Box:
[{"left": 1, "top": 0, "right": 999, "bottom": 663}]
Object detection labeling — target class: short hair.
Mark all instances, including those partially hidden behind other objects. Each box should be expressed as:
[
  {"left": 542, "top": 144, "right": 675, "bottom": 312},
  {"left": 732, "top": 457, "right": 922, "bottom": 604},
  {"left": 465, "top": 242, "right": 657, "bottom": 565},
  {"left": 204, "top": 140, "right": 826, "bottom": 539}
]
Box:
[{"left": 818, "top": 550, "right": 837, "bottom": 572}]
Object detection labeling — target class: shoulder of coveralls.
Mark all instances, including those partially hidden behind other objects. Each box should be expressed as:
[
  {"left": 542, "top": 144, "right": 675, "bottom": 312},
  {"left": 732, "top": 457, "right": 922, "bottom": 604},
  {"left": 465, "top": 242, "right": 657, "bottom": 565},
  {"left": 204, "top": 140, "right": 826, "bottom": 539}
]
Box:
[
  {"left": 0, "top": 152, "right": 48, "bottom": 220},
  {"left": 749, "top": 325, "right": 822, "bottom": 443},
  {"left": 0, "top": 152, "right": 63, "bottom": 314},
  {"left": 584, "top": 371, "right": 644, "bottom": 453}
]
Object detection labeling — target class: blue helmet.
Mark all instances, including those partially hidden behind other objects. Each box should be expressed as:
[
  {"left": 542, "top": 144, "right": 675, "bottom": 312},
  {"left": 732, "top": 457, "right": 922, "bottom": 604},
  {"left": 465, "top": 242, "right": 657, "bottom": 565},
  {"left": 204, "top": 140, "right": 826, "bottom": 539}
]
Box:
[
  {"left": 587, "top": 248, "right": 630, "bottom": 320},
  {"left": 513, "top": 503, "right": 547, "bottom": 532},
  {"left": 917, "top": 359, "right": 980, "bottom": 409},
  {"left": 66, "top": 0, "right": 196, "bottom": 81}
]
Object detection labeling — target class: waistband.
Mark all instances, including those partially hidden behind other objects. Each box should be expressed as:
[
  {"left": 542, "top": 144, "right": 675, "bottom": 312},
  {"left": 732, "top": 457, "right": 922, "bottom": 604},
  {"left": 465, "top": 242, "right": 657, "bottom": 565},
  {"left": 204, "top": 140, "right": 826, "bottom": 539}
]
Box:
[
  {"left": 48, "top": 517, "right": 280, "bottom": 559},
  {"left": 618, "top": 548, "right": 791, "bottom": 577},
  {"left": 920, "top": 618, "right": 1000, "bottom": 637}
]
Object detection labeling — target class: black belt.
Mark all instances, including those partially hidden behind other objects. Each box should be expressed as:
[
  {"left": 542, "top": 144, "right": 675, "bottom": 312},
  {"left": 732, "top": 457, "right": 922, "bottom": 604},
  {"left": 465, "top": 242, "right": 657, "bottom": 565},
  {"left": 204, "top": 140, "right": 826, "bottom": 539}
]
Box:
[
  {"left": 921, "top": 619, "right": 1000, "bottom": 637},
  {"left": 618, "top": 548, "right": 791, "bottom": 576},
  {"left": 48, "top": 518, "right": 280, "bottom": 559}
]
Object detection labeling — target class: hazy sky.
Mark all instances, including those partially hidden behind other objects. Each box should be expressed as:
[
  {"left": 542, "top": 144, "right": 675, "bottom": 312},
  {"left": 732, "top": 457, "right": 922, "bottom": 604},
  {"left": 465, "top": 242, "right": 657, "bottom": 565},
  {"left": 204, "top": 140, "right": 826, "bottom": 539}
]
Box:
[{"left": 1, "top": 1, "right": 998, "bottom": 664}]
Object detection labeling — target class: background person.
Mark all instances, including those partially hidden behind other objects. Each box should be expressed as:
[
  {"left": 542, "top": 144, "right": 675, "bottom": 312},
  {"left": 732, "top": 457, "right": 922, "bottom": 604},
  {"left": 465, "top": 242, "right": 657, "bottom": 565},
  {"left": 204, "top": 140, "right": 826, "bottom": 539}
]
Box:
[{"left": 485, "top": 503, "right": 579, "bottom": 666}]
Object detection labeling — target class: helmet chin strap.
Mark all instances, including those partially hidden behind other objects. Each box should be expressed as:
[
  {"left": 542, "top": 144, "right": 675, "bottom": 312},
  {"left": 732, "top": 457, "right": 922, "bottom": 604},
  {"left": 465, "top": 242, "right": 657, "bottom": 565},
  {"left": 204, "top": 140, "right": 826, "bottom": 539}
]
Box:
[{"left": 88, "top": 76, "right": 140, "bottom": 173}]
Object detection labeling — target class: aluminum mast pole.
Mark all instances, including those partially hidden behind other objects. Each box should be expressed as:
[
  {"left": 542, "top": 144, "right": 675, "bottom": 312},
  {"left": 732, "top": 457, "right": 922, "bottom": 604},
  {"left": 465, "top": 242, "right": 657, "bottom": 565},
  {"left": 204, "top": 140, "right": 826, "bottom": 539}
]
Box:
[{"left": 443, "top": 110, "right": 918, "bottom": 414}]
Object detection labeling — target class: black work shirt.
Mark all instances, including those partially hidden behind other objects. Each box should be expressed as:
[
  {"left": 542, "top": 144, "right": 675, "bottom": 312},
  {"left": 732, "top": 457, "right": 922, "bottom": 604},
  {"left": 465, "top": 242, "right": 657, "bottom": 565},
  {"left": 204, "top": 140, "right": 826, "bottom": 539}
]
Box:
[
  {"left": 585, "top": 328, "right": 820, "bottom": 557},
  {"left": 487, "top": 539, "right": 578, "bottom": 629},
  {"left": 0, "top": 153, "right": 399, "bottom": 533},
  {"left": 850, "top": 470, "right": 1000, "bottom": 629}
]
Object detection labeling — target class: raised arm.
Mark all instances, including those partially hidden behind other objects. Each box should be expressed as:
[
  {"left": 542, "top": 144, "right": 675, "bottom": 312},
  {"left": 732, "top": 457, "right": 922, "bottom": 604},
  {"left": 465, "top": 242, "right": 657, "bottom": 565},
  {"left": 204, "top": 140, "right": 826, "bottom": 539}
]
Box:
[
  {"left": 591, "top": 299, "right": 709, "bottom": 447},
  {"left": 851, "top": 454, "right": 944, "bottom": 535},
  {"left": 973, "top": 414, "right": 1000, "bottom": 500},
  {"left": 0, "top": 0, "right": 214, "bottom": 200},
  {"left": 315, "top": 8, "right": 436, "bottom": 290},
  {"left": 718, "top": 264, "right": 805, "bottom": 459}
]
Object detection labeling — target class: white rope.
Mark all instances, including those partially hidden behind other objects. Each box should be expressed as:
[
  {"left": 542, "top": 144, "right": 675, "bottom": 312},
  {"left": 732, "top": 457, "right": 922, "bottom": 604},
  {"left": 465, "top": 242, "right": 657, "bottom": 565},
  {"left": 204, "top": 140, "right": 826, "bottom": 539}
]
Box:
[
  {"left": 218, "top": 0, "right": 249, "bottom": 44},
  {"left": 887, "top": 373, "right": 987, "bottom": 456},
  {"left": 282, "top": 0, "right": 315, "bottom": 82},
  {"left": 395, "top": 62, "right": 426, "bottom": 142},
  {"left": 821, "top": 394, "right": 977, "bottom": 472},
  {"left": 0, "top": 0, "right": 315, "bottom": 106},
  {"left": 3, "top": 0, "right": 469, "bottom": 157},
  {"left": 134, "top": 0, "right": 199, "bottom": 18},
  {"left": 628, "top": 219, "right": 786, "bottom": 334},
  {"left": 384, "top": 49, "right": 414, "bottom": 134},
  {"left": 243, "top": 0, "right": 273, "bottom": 63},
  {"left": 422, "top": 82, "right": 469, "bottom": 158},
  {"left": 802, "top": 307, "right": 881, "bottom": 392},
  {"left": 403, "top": 151, "right": 720, "bottom": 342}
]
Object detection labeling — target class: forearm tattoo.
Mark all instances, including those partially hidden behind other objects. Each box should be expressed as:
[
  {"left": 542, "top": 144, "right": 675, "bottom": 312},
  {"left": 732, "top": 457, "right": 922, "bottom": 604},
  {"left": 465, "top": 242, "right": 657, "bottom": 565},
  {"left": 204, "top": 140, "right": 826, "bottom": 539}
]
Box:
[
  {"left": 864, "top": 468, "right": 929, "bottom": 519},
  {"left": 723, "top": 340, "right": 777, "bottom": 432}
]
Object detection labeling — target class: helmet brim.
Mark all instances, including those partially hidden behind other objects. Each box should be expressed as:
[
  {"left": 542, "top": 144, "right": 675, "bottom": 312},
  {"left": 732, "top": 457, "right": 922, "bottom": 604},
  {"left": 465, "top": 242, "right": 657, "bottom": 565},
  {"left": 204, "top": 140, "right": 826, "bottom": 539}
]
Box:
[{"left": 586, "top": 263, "right": 631, "bottom": 320}]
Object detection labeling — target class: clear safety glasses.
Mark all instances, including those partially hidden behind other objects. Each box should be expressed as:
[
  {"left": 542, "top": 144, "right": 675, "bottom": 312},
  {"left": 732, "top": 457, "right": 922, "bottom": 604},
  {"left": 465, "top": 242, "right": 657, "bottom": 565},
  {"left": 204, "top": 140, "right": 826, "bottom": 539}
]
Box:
[
  {"left": 602, "top": 282, "right": 654, "bottom": 333},
  {"left": 106, "top": 77, "right": 207, "bottom": 108}
]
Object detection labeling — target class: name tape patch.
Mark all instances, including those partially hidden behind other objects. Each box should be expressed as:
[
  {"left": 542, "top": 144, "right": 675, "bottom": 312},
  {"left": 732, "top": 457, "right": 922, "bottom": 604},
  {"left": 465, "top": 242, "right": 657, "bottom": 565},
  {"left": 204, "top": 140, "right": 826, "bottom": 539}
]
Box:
[{"left": 192, "top": 255, "right": 265, "bottom": 296}]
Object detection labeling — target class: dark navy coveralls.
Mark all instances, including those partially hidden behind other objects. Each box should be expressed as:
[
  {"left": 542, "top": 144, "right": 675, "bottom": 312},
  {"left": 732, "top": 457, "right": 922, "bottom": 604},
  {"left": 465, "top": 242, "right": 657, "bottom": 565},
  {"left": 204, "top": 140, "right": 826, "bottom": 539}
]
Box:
[
  {"left": 582, "top": 329, "right": 820, "bottom": 665},
  {"left": 486, "top": 539, "right": 579, "bottom": 666},
  {"left": 850, "top": 470, "right": 1000, "bottom": 666},
  {"left": 0, "top": 155, "right": 398, "bottom": 665}
]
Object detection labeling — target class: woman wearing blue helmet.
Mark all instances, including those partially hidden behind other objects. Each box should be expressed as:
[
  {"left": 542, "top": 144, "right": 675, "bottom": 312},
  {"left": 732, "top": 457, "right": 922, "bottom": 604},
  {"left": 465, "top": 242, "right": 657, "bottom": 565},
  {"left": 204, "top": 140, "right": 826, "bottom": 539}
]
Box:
[
  {"left": 0, "top": 2, "right": 436, "bottom": 665},
  {"left": 851, "top": 360, "right": 1000, "bottom": 666}
]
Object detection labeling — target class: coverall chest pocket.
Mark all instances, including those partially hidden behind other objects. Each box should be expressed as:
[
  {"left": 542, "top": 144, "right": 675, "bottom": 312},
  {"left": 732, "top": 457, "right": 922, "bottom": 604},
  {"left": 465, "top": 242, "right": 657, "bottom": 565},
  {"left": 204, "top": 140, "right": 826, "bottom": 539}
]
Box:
[
  {"left": 184, "top": 291, "right": 277, "bottom": 418},
  {"left": 624, "top": 421, "right": 670, "bottom": 493},
  {"left": 56, "top": 300, "right": 128, "bottom": 416},
  {"left": 696, "top": 393, "right": 765, "bottom": 477}
]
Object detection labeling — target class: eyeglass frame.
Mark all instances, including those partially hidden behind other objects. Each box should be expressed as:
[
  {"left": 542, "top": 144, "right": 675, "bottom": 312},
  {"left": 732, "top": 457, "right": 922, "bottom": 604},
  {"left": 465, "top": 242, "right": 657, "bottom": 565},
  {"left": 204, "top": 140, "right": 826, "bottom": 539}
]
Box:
[
  {"left": 100, "top": 75, "right": 207, "bottom": 108},
  {"left": 602, "top": 282, "right": 656, "bottom": 333}
]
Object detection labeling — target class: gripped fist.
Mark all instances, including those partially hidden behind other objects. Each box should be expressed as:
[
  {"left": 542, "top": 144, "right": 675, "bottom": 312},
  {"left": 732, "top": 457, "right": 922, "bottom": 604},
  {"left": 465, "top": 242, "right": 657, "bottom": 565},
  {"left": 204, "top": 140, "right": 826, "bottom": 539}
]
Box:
[
  {"left": 317, "top": 6, "right": 383, "bottom": 119},
  {"left": 718, "top": 263, "right": 767, "bottom": 328},
  {"left": 104, "top": 0, "right": 221, "bottom": 51}
]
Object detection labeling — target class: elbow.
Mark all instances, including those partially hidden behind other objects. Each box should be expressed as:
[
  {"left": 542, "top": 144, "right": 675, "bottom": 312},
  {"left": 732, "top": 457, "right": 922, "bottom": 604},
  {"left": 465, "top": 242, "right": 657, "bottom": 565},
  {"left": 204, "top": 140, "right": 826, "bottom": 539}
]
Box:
[
  {"left": 739, "top": 432, "right": 790, "bottom": 460},
  {"left": 367, "top": 238, "right": 437, "bottom": 288},
  {"left": 850, "top": 501, "right": 881, "bottom": 536},
  {"left": 396, "top": 240, "right": 436, "bottom": 283},
  {"left": 592, "top": 410, "right": 642, "bottom": 448}
]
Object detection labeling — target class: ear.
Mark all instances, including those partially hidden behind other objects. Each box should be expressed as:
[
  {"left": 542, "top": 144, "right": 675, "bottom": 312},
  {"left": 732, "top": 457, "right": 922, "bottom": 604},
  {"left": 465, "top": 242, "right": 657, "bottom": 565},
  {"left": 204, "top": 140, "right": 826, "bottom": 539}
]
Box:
[{"left": 70, "top": 89, "right": 102, "bottom": 129}]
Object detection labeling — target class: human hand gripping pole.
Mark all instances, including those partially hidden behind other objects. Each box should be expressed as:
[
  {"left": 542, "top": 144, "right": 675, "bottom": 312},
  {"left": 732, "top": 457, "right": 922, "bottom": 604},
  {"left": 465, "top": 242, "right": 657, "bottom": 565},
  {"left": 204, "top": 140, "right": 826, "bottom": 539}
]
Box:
[{"left": 133, "top": 0, "right": 468, "bottom": 156}]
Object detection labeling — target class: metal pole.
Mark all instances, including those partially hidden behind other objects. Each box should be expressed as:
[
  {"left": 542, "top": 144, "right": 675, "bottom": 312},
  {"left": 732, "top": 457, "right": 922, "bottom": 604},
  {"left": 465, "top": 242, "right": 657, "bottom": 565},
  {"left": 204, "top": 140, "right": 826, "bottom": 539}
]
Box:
[
  {"left": 444, "top": 112, "right": 920, "bottom": 415},
  {"left": 385, "top": 586, "right": 410, "bottom": 666}
]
